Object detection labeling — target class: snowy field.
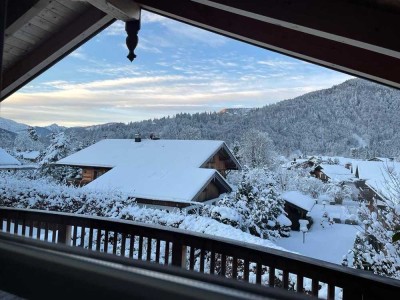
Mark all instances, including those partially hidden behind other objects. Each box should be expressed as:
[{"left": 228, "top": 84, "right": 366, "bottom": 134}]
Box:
[{"left": 276, "top": 204, "right": 359, "bottom": 264}]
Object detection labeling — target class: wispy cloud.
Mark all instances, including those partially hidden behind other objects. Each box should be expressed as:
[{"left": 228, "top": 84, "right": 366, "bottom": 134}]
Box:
[{"left": 1, "top": 10, "right": 354, "bottom": 127}]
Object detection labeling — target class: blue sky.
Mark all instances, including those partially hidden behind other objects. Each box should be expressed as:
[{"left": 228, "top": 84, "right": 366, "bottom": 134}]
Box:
[{"left": 2, "top": 11, "right": 352, "bottom": 127}]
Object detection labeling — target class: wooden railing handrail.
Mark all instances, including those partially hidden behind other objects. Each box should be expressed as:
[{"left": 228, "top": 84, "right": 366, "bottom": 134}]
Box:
[{"left": 1, "top": 206, "right": 399, "bottom": 299}]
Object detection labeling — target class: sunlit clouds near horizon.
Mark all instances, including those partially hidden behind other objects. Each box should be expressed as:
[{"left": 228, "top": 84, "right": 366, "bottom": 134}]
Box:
[{"left": 2, "top": 11, "right": 352, "bottom": 127}]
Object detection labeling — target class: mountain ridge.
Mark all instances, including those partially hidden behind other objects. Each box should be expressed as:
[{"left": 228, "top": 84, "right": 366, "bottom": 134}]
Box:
[{"left": 1, "top": 78, "right": 399, "bottom": 158}]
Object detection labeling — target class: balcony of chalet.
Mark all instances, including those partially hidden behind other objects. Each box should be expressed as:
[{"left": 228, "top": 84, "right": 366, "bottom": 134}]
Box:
[{"left": 1, "top": 207, "right": 400, "bottom": 300}]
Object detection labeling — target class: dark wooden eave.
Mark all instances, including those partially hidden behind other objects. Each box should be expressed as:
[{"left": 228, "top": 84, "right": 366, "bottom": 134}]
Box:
[
  {"left": 1, "top": 0, "right": 114, "bottom": 100},
  {"left": 136, "top": 0, "right": 400, "bottom": 89}
]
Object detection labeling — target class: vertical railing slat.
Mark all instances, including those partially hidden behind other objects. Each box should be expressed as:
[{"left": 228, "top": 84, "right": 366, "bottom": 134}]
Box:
[
  {"left": 283, "top": 270, "right": 289, "bottom": 289},
  {"left": 13, "top": 219, "right": 18, "bottom": 234},
  {"left": 21, "top": 219, "right": 26, "bottom": 236},
  {"left": 80, "top": 226, "right": 86, "bottom": 248},
  {"left": 88, "top": 227, "right": 94, "bottom": 250},
  {"left": 328, "top": 283, "right": 335, "bottom": 300},
  {"left": 36, "top": 222, "right": 41, "bottom": 240},
  {"left": 269, "top": 266, "right": 275, "bottom": 287},
  {"left": 312, "top": 279, "right": 319, "bottom": 297},
  {"left": 155, "top": 239, "right": 160, "bottom": 263},
  {"left": 96, "top": 229, "right": 101, "bottom": 251},
  {"left": 189, "top": 246, "right": 195, "bottom": 270},
  {"left": 232, "top": 257, "right": 238, "bottom": 279},
  {"left": 164, "top": 241, "right": 170, "bottom": 265},
  {"left": 72, "top": 226, "right": 78, "bottom": 246},
  {"left": 129, "top": 235, "right": 135, "bottom": 258},
  {"left": 112, "top": 232, "right": 117, "bottom": 254},
  {"left": 210, "top": 251, "right": 216, "bottom": 275},
  {"left": 138, "top": 236, "right": 143, "bottom": 260},
  {"left": 256, "top": 263, "right": 262, "bottom": 284},
  {"left": 146, "top": 237, "right": 152, "bottom": 261},
  {"left": 121, "top": 233, "right": 126, "bottom": 256},
  {"left": 297, "top": 274, "right": 304, "bottom": 293},
  {"left": 104, "top": 230, "right": 109, "bottom": 253},
  {"left": 51, "top": 225, "right": 56, "bottom": 243},
  {"left": 6, "top": 218, "right": 11, "bottom": 232},
  {"left": 243, "top": 259, "right": 249, "bottom": 282},
  {"left": 29, "top": 220, "right": 33, "bottom": 237},
  {"left": 221, "top": 255, "right": 226, "bottom": 276},
  {"left": 44, "top": 222, "right": 49, "bottom": 241},
  {"left": 200, "top": 249, "right": 205, "bottom": 272}
]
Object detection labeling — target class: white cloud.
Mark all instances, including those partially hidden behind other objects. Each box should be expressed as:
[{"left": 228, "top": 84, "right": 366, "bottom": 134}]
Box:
[
  {"left": 69, "top": 49, "right": 87, "bottom": 60},
  {"left": 104, "top": 21, "right": 125, "bottom": 36}
]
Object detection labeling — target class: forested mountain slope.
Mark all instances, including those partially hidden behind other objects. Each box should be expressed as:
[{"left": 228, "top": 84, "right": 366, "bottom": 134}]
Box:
[
  {"left": 2, "top": 79, "right": 400, "bottom": 158},
  {"left": 65, "top": 79, "right": 400, "bottom": 157}
]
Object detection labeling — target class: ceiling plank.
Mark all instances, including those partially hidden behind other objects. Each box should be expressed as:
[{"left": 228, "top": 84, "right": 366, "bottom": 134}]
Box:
[
  {"left": 5, "top": 0, "right": 51, "bottom": 37},
  {"left": 1, "top": 6, "right": 114, "bottom": 100}
]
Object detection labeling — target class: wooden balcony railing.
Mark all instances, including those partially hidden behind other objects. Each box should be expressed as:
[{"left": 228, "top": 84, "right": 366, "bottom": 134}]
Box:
[{"left": 1, "top": 207, "right": 399, "bottom": 299}]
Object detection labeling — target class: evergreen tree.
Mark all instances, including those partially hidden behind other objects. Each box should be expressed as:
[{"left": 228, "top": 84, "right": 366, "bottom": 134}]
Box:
[
  {"left": 37, "top": 132, "right": 78, "bottom": 182},
  {"left": 343, "top": 204, "right": 400, "bottom": 279},
  {"left": 212, "top": 168, "right": 290, "bottom": 239}
]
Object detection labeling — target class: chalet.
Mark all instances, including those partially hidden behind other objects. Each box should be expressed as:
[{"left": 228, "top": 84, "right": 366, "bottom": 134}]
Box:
[
  {"left": 353, "top": 161, "right": 400, "bottom": 209},
  {"left": 311, "top": 164, "right": 355, "bottom": 183},
  {"left": 281, "top": 191, "right": 315, "bottom": 231},
  {"left": 56, "top": 139, "right": 241, "bottom": 209},
  {"left": 0, "top": 148, "right": 21, "bottom": 170},
  {"left": 16, "top": 150, "right": 41, "bottom": 163}
]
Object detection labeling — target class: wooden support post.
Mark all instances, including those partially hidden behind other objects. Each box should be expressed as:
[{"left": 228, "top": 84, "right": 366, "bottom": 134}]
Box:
[{"left": 57, "top": 224, "right": 72, "bottom": 245}]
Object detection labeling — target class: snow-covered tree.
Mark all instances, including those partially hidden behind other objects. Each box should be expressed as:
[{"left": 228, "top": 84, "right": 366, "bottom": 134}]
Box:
[
  {"left": 13, "top": 127, "right": 44, "bottom": 151},
  {"left": 326, "top": 183, "right": 352, "bottom": 204},
  {"left": 37, "top": 132, "right": 78, "bottom": 181},
  {"left": 212, "top": 168, "right": 290, "bottom": 239},
  {"left": 238, "top": 129, "right": 277, "bottom": 169},
  {"left": 343, "top": 164, "right": 400, "bottom": 279},
  {"left": 343, "top": 203, "right": 400, "bottom": 279}
]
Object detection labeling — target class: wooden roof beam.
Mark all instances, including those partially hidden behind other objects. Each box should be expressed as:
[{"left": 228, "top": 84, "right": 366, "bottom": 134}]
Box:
[
  {"left": 0, "top": 6, "right": 114, "bottom": 101},
  {"left": 135, "top": 0, "right": 400, "bottom": 89},
  {"left": 191, "top": 0, "right": 400, "bottom": 59},
  {"left": 84, "top": 0, "right": 141, "bottom": 21}
]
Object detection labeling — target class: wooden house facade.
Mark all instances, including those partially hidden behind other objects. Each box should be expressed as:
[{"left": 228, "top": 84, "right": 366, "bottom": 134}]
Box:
[
  {"left": 281, "top": 191, "right": 315, "bottom": 231},
  {"left": 284, "top": 202, "right": 313, "bottom": 231}
]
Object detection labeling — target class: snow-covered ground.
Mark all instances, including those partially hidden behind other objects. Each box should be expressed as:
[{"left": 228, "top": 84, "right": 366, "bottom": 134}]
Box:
[{"left": 276, "top": 204, "right": 359, "bottom": 264}]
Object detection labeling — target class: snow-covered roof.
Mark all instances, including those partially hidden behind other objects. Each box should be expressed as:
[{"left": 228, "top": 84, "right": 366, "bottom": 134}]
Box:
[
  {"left": 19, "top": 151, "right": 40, "bottom": 160},
  {"left": 0, "top": 148, "right": 21, "bottom": 166},
  {"left": 83, "top": 166, "right": 230, "bottom": 203},
  {"left": 57, "top": 139, "right": 240, "bottom": 169},
  {"left": 356, "top": 161, "right": 400, "bottom": 200},
  {"left": 368, "top": 157, "right": 393, "bottom": 162},
  {"left": 282, "top": 191, "right": 315, "bottom": 211},
  {"left": 320, "top": 164, "right": 355, "bottom": 182}
]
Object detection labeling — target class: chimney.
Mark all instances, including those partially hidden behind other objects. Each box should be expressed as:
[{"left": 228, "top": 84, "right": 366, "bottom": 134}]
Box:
[{"left": 134, "top": 133, "right": 141, "bottom": 142}]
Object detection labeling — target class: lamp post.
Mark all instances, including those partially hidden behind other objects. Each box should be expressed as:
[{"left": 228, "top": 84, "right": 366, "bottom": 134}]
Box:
[
  {"left": 322, "top": 200, "right": 327, "bottom": 210},
  {"left": 299, "top": 219, "right": 309, "bottom": 244}
]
